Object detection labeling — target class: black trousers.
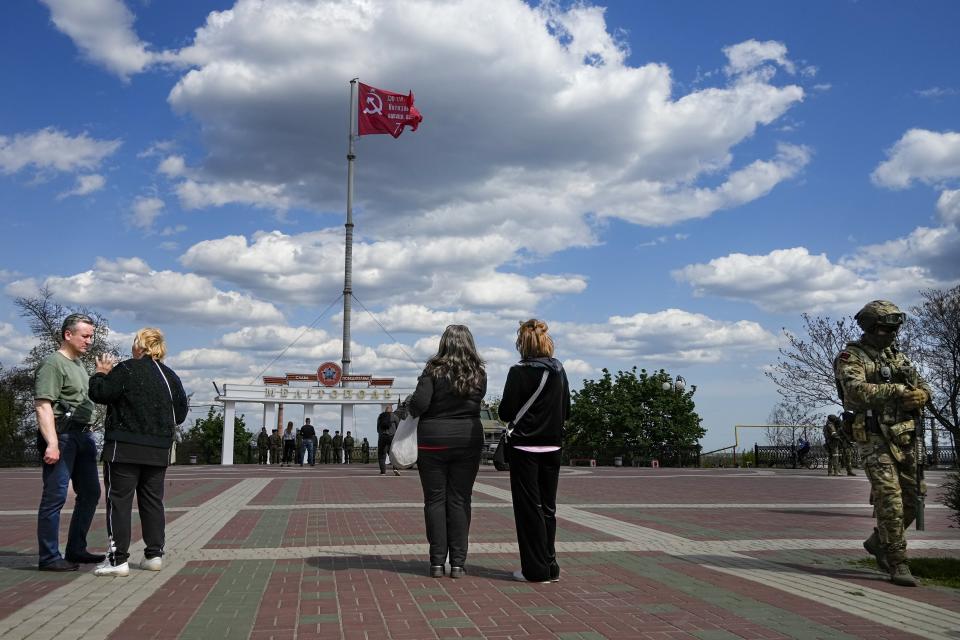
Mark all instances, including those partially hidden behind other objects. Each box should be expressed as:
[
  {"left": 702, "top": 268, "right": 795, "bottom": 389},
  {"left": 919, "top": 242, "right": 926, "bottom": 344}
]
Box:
[
  {"left": 343, "top": 448, "right": 353, "bottom": 463},
  {"left": 508, "top": 447, "right": 561, "bottom": 581},
  {"left": 282, "top": 440, "right": 296, "bottom": 463},
  {"left": 377, "top": 434, "right": 393, "bottom": 473},
  {"left": 416, "top": 447, "right": 481, "bottom": 567},
  {"left": 103, "top": 461, "right": 166, "bottom": 565}
]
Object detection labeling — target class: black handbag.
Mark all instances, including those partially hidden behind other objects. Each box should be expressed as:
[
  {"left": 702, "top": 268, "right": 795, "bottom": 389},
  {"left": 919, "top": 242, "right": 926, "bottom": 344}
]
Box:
[{"left": 493, "top": 432, "right": 509, "bottom": 471}]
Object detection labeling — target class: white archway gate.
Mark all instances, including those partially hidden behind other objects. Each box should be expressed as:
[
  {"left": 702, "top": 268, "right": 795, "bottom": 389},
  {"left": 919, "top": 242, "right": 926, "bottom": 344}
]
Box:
[{"left": 217, "top": 383, "right": 415, "bottom": 465}]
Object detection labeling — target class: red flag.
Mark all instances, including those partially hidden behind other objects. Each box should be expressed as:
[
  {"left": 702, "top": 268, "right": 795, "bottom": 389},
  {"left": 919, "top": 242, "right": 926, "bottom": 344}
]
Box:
[{"left": 357, "top": 82, "right": 423, "bottom": 138}]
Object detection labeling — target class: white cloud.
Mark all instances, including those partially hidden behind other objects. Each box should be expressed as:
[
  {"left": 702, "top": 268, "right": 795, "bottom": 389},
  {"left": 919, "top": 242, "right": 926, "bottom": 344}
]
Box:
[
  {"left": 175, "top": 178, "right": 293, "bottom": 210},
  {"left": 158, "top": 155, "right": 186, "bottom": 177},
  {"left": 179, "top": 229, "right": 585, "bottom": 311},
  {"left": 723, "top": 39, "right": 796, "bottom": 76},
  {"left": 339, "top": 304, "right": 509, "bottom": 335},
  {"left": 871, "top": 129, "right": 960, "bottom": 189},
  {"left": 0, "top": 322, "right": 37, "bottom": 367},
  {"left": 937, "top": 189, "right": 960, "bottom": 225},
  {"left": 0, "top": 127, "right": 120, "bottom": 175},
  {"left": 563, "top": 358, "right": 595, "bottom": 375},
  {"left": 39, "top": 0, "right": 154, "bottom": 79},
  {"left": 5, "top": 257, "right": 284, "bottom": 327},
  {"left": 156, "top": 1, "right": 804, "bottom": 241},
  {"left": 674, "top": 247, "right": 870, "bottom": 312},
  {"left": 130, "top": 196, "right": 165, "bottom": 230},
  {"left": 169, "top": 347, "right": 253, "bottom": 371},
  {"left": 556, "top": 309, "right": 777, "bottom": 364},
  {"left": 915, "top": 87, "right": 960, "bottom": 99},
  {"left": 675, "top": 230, "right": 959, "bottom": 314},
  {"left": 599, "top": 143, "right": 810, "bottom": 225},
  {"left": 56, "top": 173, "right": 106, "bottom": 199}
]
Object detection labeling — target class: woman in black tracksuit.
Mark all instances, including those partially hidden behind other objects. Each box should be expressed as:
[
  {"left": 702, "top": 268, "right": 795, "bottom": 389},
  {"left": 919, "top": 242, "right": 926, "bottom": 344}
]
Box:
[
  {"left": 498, "top": 319, "right": 569, "bottom": 583},
  {"left": 408, "top": 324, "right": 486, "bottom": 579},
  {"left": 88, "top": 328, "right": 188, "bottom": 576}
]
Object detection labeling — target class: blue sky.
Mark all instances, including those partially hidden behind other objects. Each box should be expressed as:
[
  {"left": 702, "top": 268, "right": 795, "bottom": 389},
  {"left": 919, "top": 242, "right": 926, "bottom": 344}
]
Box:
[{"left": 2, "top": 0, "right": 959, "bottom": 450}]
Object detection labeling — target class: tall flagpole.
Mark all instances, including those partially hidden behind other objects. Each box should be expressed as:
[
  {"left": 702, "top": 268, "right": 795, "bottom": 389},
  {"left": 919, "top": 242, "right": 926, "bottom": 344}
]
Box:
[{"left": 341, "top": 78, "right": 358, "bottom": 439}]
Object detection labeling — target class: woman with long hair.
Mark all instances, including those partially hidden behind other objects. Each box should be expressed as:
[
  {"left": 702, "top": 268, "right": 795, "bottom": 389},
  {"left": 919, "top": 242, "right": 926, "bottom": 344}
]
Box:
[
  {"left": 407, "top": 324, "right": 487, "bottom": 578},
  {"left": 499, "top": 319, "right": 569, "bottom": 582}
]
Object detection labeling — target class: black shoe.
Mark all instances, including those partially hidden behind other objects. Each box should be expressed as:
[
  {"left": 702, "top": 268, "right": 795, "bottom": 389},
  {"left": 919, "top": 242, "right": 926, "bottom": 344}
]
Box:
[
  {"left": 430, "top": 565, "right": 444, "bottom": 578},
  {"left": 380, "top": 471, "right": 386, "bottom": 475},
  {"left": 450, "top": 566, "right": 465, "bottom": 579},
  {"left": 39, "top": 559, "right": 79, "bottom": 572},
  {"left": 65, "top": 551, "right": 106, "bottom": 564}
]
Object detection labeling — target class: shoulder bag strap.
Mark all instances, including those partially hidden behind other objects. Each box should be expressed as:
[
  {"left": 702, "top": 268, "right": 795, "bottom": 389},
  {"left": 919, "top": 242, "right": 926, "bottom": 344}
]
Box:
[
  {"left": 153, "top": 360, "right": 176, "bottom": 426},
  {"left": 506, "top": 370, "right": 549, "bottom": 439}
]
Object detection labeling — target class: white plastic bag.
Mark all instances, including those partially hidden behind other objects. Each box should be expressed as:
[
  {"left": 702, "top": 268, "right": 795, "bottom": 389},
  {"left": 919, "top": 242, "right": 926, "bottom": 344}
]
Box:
[{"left": 389, "top": 415, "right": 419, "bottom": 468}]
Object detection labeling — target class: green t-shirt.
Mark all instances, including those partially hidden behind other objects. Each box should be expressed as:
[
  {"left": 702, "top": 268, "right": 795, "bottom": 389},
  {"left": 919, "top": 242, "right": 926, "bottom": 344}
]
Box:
[{"left": 34, "top": 352, "right": 95, "bottom": 424}]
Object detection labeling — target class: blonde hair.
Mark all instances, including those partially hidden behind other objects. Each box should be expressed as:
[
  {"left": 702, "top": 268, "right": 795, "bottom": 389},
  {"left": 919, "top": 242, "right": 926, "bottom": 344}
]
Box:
[
  {"left": 133, "top": 327, "right": 167, "bottom": 360},
  {"left": 516, "top": 319, "right": 554, "bottom": 359}
]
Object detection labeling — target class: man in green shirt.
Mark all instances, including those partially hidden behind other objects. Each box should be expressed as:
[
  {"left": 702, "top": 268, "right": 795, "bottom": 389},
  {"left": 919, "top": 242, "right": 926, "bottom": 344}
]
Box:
[{"left": 34, "top": 314, "right": 104, "bottom": 571}]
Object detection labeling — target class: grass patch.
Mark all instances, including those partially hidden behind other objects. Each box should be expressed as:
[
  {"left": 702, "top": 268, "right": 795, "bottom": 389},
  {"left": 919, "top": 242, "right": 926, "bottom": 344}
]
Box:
[{"left": 849, "top": 556, "right": 960, "bottom": 588}]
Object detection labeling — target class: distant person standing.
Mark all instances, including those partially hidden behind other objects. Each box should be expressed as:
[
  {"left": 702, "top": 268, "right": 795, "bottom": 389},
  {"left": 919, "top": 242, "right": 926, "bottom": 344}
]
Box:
[
  {"left": 499, "top": 319, "right": 569, "bottom": 583},
  {"left": 332, "top": 430, "right": 343, "bottom": 464},
  {"left": 319, "top": 428, "right": 332, "bottom": 463},
  {"left": 269, "top": 429, "right": 282, "bottom": 465},
  {"left": 343, "top": 431, "right": 355, "bottom": 463},
  {"left": 34, "top": 313, "right": 104, "bottom": 572},
  {"left": 376, "top": 405, "right": 398, "bottom": 475},
  {"left": 300, "top": 419, "right": 317, "bottom": 466},
  {"left": 360, "top": 437, "right": 370, "bottom": 464},
  {"left": 88, "top": 327, "right": 188, "bottom": 577},
  {"left": 257, "top": 427, "right": 269, "bottom": 465},
  {"left": 281, "top": 422, "right": 296, "bottom": 467}
]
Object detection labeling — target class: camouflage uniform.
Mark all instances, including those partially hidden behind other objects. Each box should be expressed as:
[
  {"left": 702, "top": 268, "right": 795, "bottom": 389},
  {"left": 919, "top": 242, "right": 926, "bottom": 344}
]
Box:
[
  {"left": 268, "top": 431, "right": 282, "bottom": 465},
  {"left": 332, "top": 432, "right": 343, "bottom": 465},
  {"left": 256, "top": 428, "right": 269, "bottom": 465},
  {"left": 823, "top": 416, "right": 843, "bottom": 476},
  {"left": 319, "top": 430, "right": 332, "bottom": 464},
  {"left": 834, "top": 300, "right": 930, "bottom": 587}
]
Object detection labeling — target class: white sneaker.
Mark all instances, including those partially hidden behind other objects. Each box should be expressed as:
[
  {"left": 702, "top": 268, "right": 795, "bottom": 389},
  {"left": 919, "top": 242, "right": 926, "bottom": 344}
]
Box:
[
  {"left": 94, "top": 561, "right": 129, "bottom": 577},
  {"left": 140, "top": 557, "right": 163, "bottom": 571},
  {"left": 512, "top": 569, "right": 557, "bottom": 583}
]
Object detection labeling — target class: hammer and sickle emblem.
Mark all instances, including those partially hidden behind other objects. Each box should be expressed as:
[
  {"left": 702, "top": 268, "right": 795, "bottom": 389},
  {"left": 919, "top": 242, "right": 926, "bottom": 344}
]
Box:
[{"left": 362, "top": 92, "right": 383, "bottom": 115}]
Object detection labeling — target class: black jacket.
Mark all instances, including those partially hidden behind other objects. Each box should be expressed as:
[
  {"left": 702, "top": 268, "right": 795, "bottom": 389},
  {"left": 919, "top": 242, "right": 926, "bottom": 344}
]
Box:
[
  {"left": 89, "top": 357, "right": 188, "bottom": 449},
  {"left": 409, "top": 372, "right": 486, "bottom": 448},
  {"left": 377, "top": 411, "right": 398, "bottom": 436},
  {"left": 499, "top": 357, "right": 569, "bottom": 447}
]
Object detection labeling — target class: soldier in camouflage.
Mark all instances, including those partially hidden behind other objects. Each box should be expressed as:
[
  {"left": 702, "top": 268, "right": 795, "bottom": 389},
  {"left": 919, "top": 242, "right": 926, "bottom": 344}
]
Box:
[
  {"left": 834, "top": 300, "right": 930, "bottom": 587},
  {"left": 823, "top": 415, "right": 856, "bottom": 476},
  {"left": 823, "top": 415, "right": 843, "bottom": 476}
]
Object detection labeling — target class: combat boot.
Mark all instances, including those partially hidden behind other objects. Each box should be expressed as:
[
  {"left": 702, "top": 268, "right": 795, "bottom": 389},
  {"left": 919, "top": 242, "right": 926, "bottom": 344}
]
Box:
[
  {"left": 863, "top": 529, "right": 889, "bottom": 573},
  {"left": 889, "top": 563, "right": 917, "bottom": 587}
]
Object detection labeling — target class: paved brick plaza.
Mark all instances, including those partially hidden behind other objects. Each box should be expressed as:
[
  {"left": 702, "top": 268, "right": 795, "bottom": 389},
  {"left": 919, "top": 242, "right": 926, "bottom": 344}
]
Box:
[{"left": 0, "top": 464, "right": 958, "bottom": 640}]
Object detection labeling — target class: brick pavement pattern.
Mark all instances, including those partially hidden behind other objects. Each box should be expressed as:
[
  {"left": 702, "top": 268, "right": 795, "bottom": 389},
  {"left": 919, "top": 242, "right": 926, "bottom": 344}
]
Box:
[{"left": 0, "top": 465, "right": 957, "bottom": 639}]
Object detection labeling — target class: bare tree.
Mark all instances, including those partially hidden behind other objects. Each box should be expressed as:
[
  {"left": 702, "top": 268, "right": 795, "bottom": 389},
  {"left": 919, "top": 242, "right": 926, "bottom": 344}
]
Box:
[
  {"left": 909, "top": 286, "right": 960, "bottom": 455},
  {"left": 15, "top": 286, "right": 121, "bottom": 372},
  {"left": 766, "top": 313, "right": 861, "bottom": 410},
  {"left": 765, "top": 400, "right": 824, "bottom": 446}
]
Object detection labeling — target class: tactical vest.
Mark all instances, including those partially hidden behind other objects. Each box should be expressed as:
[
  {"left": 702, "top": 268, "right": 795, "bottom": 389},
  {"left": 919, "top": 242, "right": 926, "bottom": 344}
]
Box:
[{"left": 835, "top": 341, "right": 917, "bottom": 454}]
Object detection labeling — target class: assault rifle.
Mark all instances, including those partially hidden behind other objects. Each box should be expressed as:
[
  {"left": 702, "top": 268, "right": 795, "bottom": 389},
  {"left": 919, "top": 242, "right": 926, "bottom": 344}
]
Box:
[{"left": 905, "top": 382, "right": 926, "bottom": 531}]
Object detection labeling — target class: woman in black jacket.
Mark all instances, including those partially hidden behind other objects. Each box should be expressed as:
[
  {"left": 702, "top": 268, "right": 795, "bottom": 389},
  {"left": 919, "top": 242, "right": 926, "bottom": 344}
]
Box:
[
  {"left": 88, "top": 328, "right": 188, "bottom": 576},
  {"left": 499, "top": 319, "right": 569, "bottom": 583},
  {"left": 407, "top": 324, "right": 486, "bottom": 578}
]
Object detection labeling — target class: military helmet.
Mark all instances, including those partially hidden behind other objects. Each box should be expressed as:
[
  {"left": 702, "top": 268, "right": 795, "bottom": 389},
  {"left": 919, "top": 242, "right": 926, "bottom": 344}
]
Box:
[{"left": 854, "top": 300, "right": 906, "bottom": 332}]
